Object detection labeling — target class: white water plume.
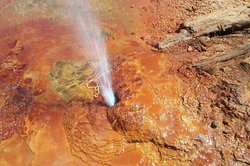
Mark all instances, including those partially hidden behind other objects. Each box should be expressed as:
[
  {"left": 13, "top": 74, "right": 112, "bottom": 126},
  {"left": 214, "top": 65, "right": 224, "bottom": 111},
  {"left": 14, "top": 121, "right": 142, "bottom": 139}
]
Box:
[{"left": 73, "top": 0, "right": 115, "bottom": 106}]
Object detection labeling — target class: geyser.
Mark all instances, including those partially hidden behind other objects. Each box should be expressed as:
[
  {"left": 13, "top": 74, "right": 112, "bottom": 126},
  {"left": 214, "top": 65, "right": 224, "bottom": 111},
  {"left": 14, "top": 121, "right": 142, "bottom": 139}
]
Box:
[{"left": 75, "top": 0, "right": 115, "bottom": 106}]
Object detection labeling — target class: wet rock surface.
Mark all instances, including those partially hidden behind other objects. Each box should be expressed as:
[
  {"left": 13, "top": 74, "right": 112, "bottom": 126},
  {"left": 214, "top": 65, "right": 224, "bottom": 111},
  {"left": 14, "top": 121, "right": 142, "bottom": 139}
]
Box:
[
  {"left": 108, "top": 51, "right": 220, "bottom": 165},
  {"left": 0, "top": 0, "right": 249, "bottom": 165},
  {"left": 64, "top": 100, "right": 155, "bottom": 166},
  {"left": 49, "top": 60, "right": 98, "bottom": 101}
]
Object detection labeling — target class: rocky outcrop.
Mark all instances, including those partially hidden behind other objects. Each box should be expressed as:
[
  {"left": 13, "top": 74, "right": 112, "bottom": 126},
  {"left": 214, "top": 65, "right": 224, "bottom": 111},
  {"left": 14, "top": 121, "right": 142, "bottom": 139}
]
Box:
[
  {"left": 64, "top": 102, "right": 123, "bottom": 165},
  {"left": 107, "top": 52, "right": 221, "bottom": 165}
]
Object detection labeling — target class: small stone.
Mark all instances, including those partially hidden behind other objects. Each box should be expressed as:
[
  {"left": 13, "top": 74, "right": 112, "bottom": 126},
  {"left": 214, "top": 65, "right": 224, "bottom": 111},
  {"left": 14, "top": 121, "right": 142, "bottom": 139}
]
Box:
[
  {"left": 187, "top": 46, "right": 193, "bottom": 52},
  {"left": 222, "top": 130, "right": 229, "bottom": 134},
  {"left": 245, "top": 122, "right": 250, "bottom": 133},
  {"left": 222, "top": 120, "right": 229, "bottom": 126},
  {"left": 140, "top": 36, "right": 145, "bottom": 40},
  {"left": 131, "top": 32, "right": 135, "bottom": 35},
  {"left": 192, "top": 6, "right": 198, "bottom": 12},
  {"left": 236, "top": 131, "right": 244, "bottom": 138},
  {"left": 200, "top": 45, "right": 207, "bottom": 51},
  {"left": 199, "top": 36, "right": 210, "bottom": 46},
  {"left": 211, "top": 121, "right": 218, "bottom": 129},
  {"left": 240, "top": 57, "right": 250, "bottom": 71},
  {"left": 186, "top": 7, "right": 192, "bottom": 12}
]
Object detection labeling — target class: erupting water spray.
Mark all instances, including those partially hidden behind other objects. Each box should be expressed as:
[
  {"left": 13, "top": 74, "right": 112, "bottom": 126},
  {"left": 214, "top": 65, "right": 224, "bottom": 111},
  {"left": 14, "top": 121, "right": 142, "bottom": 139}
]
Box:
[{"left": 75, "top": 0, "right": 115, "bottom": 106}]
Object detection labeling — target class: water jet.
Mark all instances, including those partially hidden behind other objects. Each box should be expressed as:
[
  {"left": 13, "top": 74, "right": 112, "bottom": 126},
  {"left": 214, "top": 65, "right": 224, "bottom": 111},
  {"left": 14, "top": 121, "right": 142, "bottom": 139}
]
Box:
[{"left": 75, "top": 0, "right": 115, "bottom": 107}]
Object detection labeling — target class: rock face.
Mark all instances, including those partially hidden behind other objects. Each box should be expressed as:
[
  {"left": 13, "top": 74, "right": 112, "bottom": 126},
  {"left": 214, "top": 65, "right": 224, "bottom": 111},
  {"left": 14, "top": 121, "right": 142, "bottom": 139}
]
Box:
[{"left": 107, "top": 51, "right": 220, "bottom": 165}]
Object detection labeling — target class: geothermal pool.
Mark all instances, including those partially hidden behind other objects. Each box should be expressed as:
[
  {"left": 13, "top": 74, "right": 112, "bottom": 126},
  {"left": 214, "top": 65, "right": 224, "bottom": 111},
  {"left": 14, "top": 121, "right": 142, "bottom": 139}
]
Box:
[{"left": 0, "top": 0, "right": 249, "bottom": 166}]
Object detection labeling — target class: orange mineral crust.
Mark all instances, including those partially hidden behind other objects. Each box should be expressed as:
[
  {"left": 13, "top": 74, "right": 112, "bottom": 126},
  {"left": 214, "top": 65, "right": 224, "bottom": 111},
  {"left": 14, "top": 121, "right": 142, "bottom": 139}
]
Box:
[{"left": 1, "top": 0, "right": 250, "bottom": 166}]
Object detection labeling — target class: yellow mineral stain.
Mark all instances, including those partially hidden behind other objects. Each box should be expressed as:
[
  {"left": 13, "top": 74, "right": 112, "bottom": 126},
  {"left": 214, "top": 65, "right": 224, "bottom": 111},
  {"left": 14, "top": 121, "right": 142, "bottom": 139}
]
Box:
[{"left": 0, "top": 134, "right": 34, "bottom": 166}]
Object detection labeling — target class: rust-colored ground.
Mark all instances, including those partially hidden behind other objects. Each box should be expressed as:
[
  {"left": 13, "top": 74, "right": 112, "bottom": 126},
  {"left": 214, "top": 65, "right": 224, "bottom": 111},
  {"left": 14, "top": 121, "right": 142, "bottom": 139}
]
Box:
[{"left": 0, "top": 0, "right": 249, "bottom": 166}]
